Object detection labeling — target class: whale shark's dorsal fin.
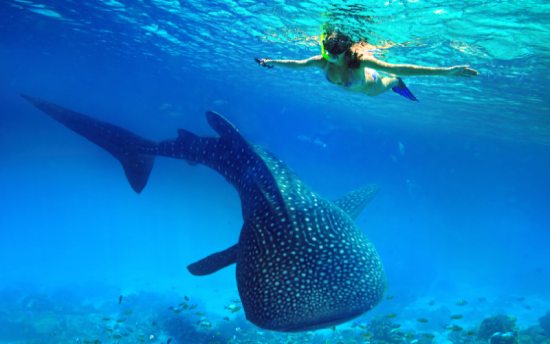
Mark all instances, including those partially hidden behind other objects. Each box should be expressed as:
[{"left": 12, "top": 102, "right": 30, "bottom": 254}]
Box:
[
  {"left": 206, "top": 111, "right": 246, "bottom": 144},
  {"left": 205, "top": 110, "right": 287, "bottom": 216},
  {"left": 187, "top": 243, "right": 239, "bottom": 276},
  {"left": 334, "top": 184, "right": 380, "bottom": 219}
]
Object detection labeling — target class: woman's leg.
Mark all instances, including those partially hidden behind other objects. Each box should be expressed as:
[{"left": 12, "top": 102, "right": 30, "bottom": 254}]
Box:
[{"left": 367, "top": 76, "right": 399, "bottom": 96}]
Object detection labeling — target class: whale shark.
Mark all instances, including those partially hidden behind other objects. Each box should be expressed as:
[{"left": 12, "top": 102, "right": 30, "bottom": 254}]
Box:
[{"left": 22, "top": 95, "right": 386, "bottom": 332}]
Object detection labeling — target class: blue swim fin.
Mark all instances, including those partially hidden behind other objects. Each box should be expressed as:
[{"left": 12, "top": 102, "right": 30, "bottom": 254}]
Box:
[{"left": 392, "top": 77, "right": 418, "bottom": 101}]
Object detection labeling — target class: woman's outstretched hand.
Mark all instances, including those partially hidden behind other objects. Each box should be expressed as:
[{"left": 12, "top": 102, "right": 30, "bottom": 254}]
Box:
[
  {"left": 447, "top": 65, "right": 479, "bottom": 77},
  {"left": 255, "top": 57, "right": 274, "bottom": 69}
]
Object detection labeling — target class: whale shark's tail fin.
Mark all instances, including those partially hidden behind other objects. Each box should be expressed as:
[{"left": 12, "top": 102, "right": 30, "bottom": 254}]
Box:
[{"left": 21, "top": 94, "right": 156, "bottom": 193}]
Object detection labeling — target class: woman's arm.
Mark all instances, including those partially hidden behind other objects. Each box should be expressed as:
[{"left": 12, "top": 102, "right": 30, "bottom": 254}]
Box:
[
  {"left": 360, "top": 57, "right": 479, "bottom": 77},
  {"left": 256, "top": 55, "right": 326, "bottom": 69}
]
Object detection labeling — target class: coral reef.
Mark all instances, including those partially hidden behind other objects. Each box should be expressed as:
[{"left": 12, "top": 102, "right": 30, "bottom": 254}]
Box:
[
  {"left": 367, "top": 316, "right": 404, "bottom": 344},
  {"left": 162, "top": 315, "right": 229, "bottom": 344},
  {"left": 489, "top": 331, "right": 518, "bottom": 344},
  {"left": 1, "top": 287, "right": 550, "bottom": 344},
  {"left": 477, "top": 314, "right": 517, "bottom": 341},
  {"left": 540, "top": 311, "right": 550, "bottom": 337},
  {"left": 518, "top": 325, "right": 550, "bottom": 344}
]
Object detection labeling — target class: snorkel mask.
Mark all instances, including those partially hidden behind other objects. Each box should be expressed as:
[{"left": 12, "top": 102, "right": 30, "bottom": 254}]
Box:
[
  {"left": 320, "top": 30, "right": 349, "bottom": 62},
  {"left": 320, "top": 32, "right": 331, "bottom": 61}
]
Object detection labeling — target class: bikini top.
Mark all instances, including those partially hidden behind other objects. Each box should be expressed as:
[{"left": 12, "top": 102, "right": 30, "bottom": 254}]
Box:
[{"left": 326, "top": 67, "right": 370, "bottom": 88}]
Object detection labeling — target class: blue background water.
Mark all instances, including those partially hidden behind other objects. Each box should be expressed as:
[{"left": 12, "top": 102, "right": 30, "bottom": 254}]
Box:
[{"left": 1, "top": 0, "right": 550, "bottom": 341}]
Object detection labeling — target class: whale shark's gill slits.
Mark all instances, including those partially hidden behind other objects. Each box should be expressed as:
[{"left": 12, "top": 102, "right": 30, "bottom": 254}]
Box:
[
  {"left": 253, "top": 217, "right": 276, "bottom": 255},
  {"left": 324, "top": 207, "right": 346, "bottom": 239},
  {"left": 249, "top": 221, "right": 267, "bottom": 258}
]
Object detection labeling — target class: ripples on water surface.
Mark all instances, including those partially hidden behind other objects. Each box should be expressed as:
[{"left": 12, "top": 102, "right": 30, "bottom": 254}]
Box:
[{"left": 3, "top": 0, "right": 550, "bottom": 144}]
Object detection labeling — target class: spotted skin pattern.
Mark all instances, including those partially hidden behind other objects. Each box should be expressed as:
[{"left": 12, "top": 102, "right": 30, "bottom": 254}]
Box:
[{"left": 22, "top": 95, "right": 386, "bottom": 332}]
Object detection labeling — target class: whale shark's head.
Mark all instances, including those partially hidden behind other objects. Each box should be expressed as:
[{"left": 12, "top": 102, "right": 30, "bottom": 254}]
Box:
[{"left": 236, "top": 197, "right": 386, "bottom": 332}]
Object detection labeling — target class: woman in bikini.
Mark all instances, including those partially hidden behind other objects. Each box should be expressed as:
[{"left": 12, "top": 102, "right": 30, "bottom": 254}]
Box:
[{"left": 255, "top": 30, "right": 479, "bottom": 101}]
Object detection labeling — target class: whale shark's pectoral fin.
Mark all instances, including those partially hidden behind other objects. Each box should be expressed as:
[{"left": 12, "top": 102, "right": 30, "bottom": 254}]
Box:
[
  {"left": 21, "top": 94, "right": 156, "bottom": 193},
  {"left": 334, "top": 184, "right": 380, "bottom": 219},
  {"left": 187, "top": 243, "right": 239, "bottom": 276}
]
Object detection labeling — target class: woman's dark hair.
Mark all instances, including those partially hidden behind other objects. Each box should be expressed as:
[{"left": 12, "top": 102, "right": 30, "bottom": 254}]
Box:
[
  {"left": 323, "top": 31, "right": 353, "bottom": 55},
  {"left": 322, "top": 30, "right": 362, "bottom": 69}
]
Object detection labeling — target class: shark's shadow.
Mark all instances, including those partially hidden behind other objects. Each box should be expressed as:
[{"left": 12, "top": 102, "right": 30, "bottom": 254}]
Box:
[{"left": 22, "top": 95, "right": 386, "bottom": 332}]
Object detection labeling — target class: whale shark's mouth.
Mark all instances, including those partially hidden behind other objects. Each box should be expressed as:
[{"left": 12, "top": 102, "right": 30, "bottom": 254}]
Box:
[{"left": 266, "top": 309, "right": 366, "bottom": 332}]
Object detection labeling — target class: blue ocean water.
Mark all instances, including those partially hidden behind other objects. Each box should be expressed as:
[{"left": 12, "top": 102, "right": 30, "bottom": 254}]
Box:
[{"left": 1, "top": 0, "right": 550, "bottom": 343}]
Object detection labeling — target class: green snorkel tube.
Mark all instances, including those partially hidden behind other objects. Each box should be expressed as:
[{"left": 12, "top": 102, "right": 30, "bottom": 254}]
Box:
[{"left": 320, "top": 32, "right": 331, "bottom": 61}]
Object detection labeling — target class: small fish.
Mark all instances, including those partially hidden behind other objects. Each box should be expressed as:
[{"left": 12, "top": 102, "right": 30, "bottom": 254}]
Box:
[
  {"left": 184, "top": 296, "right": 189, "bottom": 301},
  {"left": 195, "top": 312, "right": 206, "bottom": 316},
  {"left": 404, "top": 333, "right": 415, "bottom": 340},
  {"left": 466, "top": 330, "right": 476, "bottom": 336},
  {"left": 423, "top": 333, "right": 435, "bottom": 339},
  {"left": 112, "top": 334, "right": 122, "bottom": 339},
  {"left": 116, "top": 318, "right": 126, "bottom": 323},
  {"left": 101, "top": 316, "right": 111, "bottom": 321},
  {"left": 450, "top": 314, "right": 463, "bottom": 320},
  {"left": 169, "top": 306, "right": 182, "bottom": 313},
  {"left": 386, "top": 294, "right": 394, "bottom": 300},
  {"left": 122, "top": 309, "right": 133, "bottom": 316},
  {"left": 390, "top": 323, "right": 401, "bottom": 329},
  {"left": 361, "top": 332, "right": 373, "bottom": 339},
  {"left": 189, "top": 304, "right": 198, "bottom": 310},
  {"left": 455, "top": 299, "right": 468, "bottom": 306},
  {"left": 225, "top": 304, "right": 241, "bottom": 313},
  {"left": 167, "top": 338, "right": 173, "bottom": 344},
  {"left": 525, "top": 305, "right": 532, "bottom": 310},
  {"left": 516, "top": 296, "right": 526, "bottom": 302},
  {"left": 447, "top": 325, "right": 463, "bottom": 332},
  {"left": 118, "top": 295, "right": 123, "bottom": 305},
  {"left": 417, "top": 318, "right": 429, "bottom": 323},
  {"left": 477, "top": 297, "right": 487, "bottom": 303},
  {"left": 385, "top": 313, "right": 397, "bottom": 319},
  {"left": 428, "top": 300, "right": 436, "bottom": 306},
  {"left": 197, "top": 319, "right": 212, "bottom": 329},
  {"left": 223, "top": 316, "right": 230, "bottom": 321}
]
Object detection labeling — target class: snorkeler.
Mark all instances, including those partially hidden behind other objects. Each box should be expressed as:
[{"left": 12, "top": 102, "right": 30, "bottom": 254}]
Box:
[{"left": 255, "top": 30, "right": 479, "bottom": 101}]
